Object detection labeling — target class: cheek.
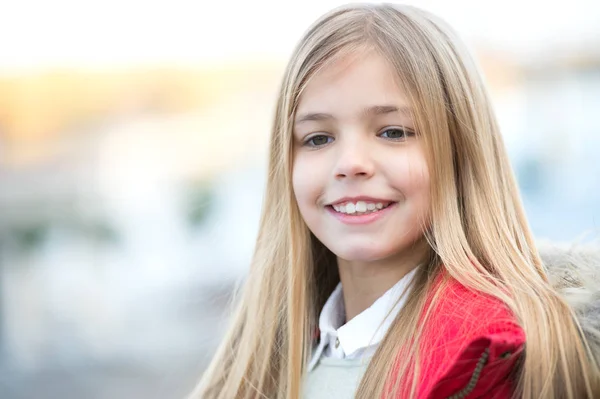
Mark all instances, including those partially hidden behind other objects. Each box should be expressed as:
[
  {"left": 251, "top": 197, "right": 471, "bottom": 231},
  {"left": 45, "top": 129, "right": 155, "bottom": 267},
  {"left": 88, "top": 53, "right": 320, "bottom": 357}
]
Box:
[
  {"left": 392, "top": 152, "right": 431, "bottom": 225},
  {"left": 391, "top": 154, "right": 430, "bottom": 195},
  {"left": 292, "top": 157, "right": 317, "bottom": 208},
  {"left": 412, "top": 166, "right": 430, "bottom": 195}
]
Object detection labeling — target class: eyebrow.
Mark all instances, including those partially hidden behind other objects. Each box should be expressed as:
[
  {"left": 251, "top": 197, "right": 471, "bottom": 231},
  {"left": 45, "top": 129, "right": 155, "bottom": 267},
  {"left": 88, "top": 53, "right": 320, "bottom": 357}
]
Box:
[{"left": 294, "top": 105, "right": 411, "bottom": 124}]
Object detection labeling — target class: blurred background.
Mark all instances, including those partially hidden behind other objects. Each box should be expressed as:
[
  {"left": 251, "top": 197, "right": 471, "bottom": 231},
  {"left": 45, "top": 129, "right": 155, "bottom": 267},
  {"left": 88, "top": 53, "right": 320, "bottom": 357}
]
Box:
[{"left": 0, "top": 0, "right": 599, "bottom": 398}]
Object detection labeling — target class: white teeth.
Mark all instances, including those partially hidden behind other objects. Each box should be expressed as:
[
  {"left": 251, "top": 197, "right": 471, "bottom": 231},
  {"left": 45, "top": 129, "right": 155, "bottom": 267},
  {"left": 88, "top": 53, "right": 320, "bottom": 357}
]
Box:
[
  {"left": 355, "top": 201, "right": 367, "bottom": 213},
  {"left": 331, "top": 201, "right": 391, "bottom": 215}
]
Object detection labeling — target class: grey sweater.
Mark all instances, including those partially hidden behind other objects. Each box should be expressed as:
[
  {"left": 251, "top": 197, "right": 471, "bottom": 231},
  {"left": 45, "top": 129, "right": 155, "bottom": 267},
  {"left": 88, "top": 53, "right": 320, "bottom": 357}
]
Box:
[{"left": 302, "top": 356, "right": 371, "bottom": 399}]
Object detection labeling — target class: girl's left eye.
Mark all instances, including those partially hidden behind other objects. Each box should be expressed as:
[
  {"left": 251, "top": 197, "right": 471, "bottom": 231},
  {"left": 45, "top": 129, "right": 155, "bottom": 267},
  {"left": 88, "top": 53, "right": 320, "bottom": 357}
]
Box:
[{"left": 379, "top": 127, "right": 413, "bottom": 140}]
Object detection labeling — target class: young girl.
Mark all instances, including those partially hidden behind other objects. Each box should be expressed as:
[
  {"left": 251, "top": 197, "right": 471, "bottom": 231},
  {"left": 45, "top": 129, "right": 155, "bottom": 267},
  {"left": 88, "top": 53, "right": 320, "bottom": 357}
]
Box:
[{"left": 192, "top": 3, "right": 600, "bottom": 398}]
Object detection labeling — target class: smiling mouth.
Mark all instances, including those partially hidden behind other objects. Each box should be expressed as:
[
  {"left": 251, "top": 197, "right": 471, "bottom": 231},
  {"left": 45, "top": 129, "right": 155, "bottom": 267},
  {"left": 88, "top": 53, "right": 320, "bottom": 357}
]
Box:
[{"left": 329, "top": 200, "right": 395, "bottom": 215}]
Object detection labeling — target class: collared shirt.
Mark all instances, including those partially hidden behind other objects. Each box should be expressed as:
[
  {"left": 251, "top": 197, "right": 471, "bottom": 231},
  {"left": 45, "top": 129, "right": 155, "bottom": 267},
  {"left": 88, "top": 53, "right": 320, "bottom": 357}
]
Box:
[{"left": 307, "top": 268, "right": 418, "bottom": 371}]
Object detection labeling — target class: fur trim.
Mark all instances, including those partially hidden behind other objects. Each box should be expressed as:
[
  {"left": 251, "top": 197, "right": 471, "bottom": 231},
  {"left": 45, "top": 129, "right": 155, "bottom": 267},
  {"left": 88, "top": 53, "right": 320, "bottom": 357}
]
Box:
[{"left": 538, "top": 241, "right": 600, "bottom": 363}]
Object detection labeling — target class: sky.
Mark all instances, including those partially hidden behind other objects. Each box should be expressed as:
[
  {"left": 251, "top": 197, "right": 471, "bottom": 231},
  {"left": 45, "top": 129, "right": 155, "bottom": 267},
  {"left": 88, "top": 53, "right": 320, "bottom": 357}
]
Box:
[{"left": 0, "top": 0, "right": 598, "bottom": 72}]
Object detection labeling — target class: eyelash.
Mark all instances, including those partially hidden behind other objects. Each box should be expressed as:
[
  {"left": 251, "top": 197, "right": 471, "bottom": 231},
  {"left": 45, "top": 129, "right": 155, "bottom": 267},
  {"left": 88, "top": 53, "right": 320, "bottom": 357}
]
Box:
[{"left": 302, "top": 127, "right": 415, "bottom": 148}]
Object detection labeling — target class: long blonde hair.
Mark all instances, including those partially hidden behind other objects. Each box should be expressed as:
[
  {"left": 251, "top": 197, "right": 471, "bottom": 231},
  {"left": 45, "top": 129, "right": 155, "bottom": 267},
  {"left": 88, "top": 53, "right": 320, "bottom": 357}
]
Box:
[{"left": 191, "top": 3, "right": 599, "bottom": 398}]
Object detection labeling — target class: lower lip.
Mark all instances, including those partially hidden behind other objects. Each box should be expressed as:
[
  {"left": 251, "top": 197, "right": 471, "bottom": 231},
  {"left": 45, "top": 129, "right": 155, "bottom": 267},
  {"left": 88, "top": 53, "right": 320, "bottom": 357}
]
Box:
[{"left": 326, "top": 203, "right": 396, "bottom": 225}]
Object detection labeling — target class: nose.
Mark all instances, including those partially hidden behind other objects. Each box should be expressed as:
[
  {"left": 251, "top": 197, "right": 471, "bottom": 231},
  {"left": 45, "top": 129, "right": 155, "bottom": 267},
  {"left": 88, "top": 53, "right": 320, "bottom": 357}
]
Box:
[{"left": 333, "top": 136, "right": 375, "bottom": 180}]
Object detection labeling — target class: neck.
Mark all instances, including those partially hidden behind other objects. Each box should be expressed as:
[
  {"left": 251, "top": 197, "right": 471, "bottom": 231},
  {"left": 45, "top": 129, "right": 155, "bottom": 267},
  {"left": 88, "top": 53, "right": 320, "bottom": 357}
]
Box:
[{"left": 337, "top": 238, "right": 428, "bottom": 322}]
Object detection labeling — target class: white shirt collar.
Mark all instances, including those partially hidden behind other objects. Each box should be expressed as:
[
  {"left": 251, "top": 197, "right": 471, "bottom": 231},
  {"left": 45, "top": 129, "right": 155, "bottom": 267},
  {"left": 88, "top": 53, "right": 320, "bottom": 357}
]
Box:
[{"left": 308, "top": 268, "right": 418, "bottom": 371}]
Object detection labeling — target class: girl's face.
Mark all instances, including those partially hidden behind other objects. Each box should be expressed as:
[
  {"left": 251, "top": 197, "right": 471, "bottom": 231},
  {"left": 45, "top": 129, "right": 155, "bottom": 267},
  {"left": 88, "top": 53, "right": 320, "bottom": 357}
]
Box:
[{"left": 292, "top": 50, "right": 431, "bottom": 264}]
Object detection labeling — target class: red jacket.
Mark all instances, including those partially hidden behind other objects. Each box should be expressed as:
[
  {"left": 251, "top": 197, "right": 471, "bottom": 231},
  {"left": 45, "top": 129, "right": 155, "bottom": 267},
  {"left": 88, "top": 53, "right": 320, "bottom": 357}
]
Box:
[{"left": 388, "top": 277, "right": 525, "bottom": 398}]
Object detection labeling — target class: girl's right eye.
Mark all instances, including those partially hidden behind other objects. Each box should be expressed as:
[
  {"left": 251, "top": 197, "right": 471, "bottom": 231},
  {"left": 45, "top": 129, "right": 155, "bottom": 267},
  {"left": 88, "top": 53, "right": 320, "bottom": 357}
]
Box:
[{"left": 303, "top": 134, "right": 333, "bottom": 148}]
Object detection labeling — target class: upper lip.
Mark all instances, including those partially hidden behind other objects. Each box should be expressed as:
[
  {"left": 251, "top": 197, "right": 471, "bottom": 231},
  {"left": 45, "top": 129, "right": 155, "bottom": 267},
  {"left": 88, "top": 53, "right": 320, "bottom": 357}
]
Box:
[{"left": 327, "top": 196, "right": 395, "bottom": 206}]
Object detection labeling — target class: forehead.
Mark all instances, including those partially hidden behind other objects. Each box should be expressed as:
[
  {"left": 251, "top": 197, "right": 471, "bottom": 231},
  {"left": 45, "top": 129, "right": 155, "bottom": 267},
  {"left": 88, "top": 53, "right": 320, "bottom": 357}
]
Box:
[{"left": 296, "top": 50, "right": 411, "bottom": 117}]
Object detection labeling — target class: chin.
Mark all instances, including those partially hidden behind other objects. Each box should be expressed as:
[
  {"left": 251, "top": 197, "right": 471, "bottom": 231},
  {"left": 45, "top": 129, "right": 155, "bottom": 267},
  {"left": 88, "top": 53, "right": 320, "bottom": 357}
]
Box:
[{"left": 330, "top": 245, "right": 393, "bottom": 263}]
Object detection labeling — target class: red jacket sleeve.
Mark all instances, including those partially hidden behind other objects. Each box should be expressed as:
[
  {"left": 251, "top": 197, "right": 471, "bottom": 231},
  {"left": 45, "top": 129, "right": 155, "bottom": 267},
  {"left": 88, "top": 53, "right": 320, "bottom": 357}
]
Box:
[{"left": 426, "top": 333, "right": 524, "bottom": 399}]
